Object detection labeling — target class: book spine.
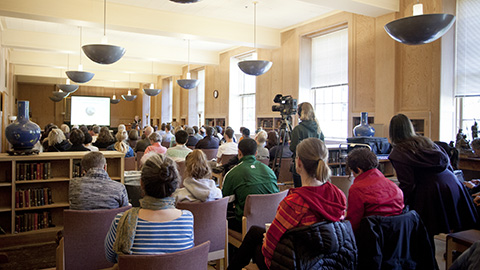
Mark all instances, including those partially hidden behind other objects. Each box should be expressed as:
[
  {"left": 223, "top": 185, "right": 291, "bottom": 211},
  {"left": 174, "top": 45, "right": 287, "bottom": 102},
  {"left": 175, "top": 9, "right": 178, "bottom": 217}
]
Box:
[
  {"left": 19, "top": 163, "right": 25, "bottom": 181},
  {"left": 19, "top": 189, "right": 24, "bottom": 208},
  {"left": 16, "top": 163, "right": 20, "bottom": 181},
  {"left": 34, "top": 213, "right": 38, "bottom": 230},
  {"left": 30, "top": 163, "right": 34, "bottom": 180},
  {"left": 43, "top": 163, "right": 48, "bottom": 179},
  {"left": 15, "top": 190, "right": 19, "bottom": 208},
  {"left": 48, "top": 162, "right": 51, "bottom": 179},
  {"left": 15, "top": 215, "right": 20, "bottom": 233},
  {"left": 36, "top": 163, "right": 41, "bottom": 180},
  {"left": 24, "top": 189, "right": 29, "bottom": 208},
  {"left": 47, "top": 188, "right": 53, "bottom": 204}
]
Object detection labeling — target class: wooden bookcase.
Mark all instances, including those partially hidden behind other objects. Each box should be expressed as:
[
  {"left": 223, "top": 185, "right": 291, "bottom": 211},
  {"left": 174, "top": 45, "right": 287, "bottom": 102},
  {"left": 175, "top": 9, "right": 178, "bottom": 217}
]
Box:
[
  {"left": 0, "top": 151, "right": 124, "bottom": 242},
  {"left": 205, "top": 118, "right": 226, "bottom": 130},
  {"left": 257, "top": 117, "right": 283, "bottom": 132}
]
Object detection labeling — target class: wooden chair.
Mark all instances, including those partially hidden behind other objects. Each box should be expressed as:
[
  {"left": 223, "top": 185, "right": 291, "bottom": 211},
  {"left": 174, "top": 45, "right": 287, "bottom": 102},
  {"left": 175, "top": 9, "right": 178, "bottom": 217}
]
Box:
[
  {"left": 276, "top": 158, "right": 294, "bottom": 190},
  {"left": 201, "top": 148, "right": 218, "bottom": 160},
  {"left": 330, "top": 175, "right": 353, "bottom": 199},
  {"left": 124, "top": 156, "right": 136, "bottom": 171},
  {"left": 258, "top": 159, "right": 269, "bottom": 166},
  {"left": 228, "top": 190, "right": 288, "bottom": 248},
  {"left": 57, "top": 205, "right": 132, "bottom": 270},
  {"left": 176, "top": 160, "right": 186, "bottom": 187},
  {"left": 118, "top": 241, "right": 210, "bottom": 270},
  {"left": 187, "top": 145, "right": 195, "bottom": 150},
  {"left": 220, "top": 154, "right": 237, "bottom": 165},
  {"left": 161, "top": 141, "right": 170, "bottom": 148},
  {"left": 136, "top": 151, "right": 144, "bottom": 170},
  {"left": 177, "top": 197, "right": 229, "bottom": 270}
]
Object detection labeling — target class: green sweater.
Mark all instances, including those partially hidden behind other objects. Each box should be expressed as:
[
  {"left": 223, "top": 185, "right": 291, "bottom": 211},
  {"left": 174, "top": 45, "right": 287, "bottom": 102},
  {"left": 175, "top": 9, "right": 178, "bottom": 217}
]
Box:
[{"left": 222, "top": 155, "right": 279, "bottom": 221}]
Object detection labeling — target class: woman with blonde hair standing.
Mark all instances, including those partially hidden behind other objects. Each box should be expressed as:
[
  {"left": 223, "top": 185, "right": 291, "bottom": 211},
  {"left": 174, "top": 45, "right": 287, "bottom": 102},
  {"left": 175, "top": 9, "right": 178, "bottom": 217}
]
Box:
[
  {"left": 290, "top": 102, "right": 324, "bottom": 187},
  {"left": 107, "top": 130, "right": 134, "bottom": 157},
  {"left": 174, "top": 150, "right": 222, "bottom": 202}
]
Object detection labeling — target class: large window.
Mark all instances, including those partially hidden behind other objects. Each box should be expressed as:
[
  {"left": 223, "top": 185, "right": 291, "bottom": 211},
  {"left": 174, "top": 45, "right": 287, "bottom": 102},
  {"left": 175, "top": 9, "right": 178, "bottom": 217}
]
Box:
[
  {"left": 455, "top": 0, "right": 480, "bottom": 140},
  {"left": 311, "top": 28, "right": 348, "bottom": 139}
]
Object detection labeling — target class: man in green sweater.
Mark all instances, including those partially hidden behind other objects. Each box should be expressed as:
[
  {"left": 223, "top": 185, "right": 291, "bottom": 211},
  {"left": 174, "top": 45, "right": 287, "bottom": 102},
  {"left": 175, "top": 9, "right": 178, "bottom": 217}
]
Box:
[{"left": 222, "top": 138, "right": 279, "bottom": 232}]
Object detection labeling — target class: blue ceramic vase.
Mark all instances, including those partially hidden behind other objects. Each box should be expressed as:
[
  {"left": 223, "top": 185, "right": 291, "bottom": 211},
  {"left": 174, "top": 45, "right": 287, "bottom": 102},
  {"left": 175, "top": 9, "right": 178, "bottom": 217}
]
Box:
[
  {"left": 353, "top": 112, "right": 375, "bottom": 137},
  {"left": 5, "top": 101, "right": 41, "bottom": 150}
]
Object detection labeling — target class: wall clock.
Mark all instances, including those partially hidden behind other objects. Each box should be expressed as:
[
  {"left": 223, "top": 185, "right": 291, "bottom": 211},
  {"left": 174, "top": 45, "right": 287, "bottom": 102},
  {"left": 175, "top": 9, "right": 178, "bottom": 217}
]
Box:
[{"left": 213, "top": 90, "right": 219, "bottom": 99}]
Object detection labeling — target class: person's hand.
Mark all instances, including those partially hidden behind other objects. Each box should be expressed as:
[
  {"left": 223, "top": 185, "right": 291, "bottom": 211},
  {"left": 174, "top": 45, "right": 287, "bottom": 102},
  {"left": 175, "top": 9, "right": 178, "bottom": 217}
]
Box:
[
  {"left": 464, "top": 181, "right": 476, "bottom": 189},
  {"left": 262, "top": 233, "right": 266, "bottom": 244},
  {"left": 472, "top": 179, "right": 480, "bottom": 185},
  {"left": 474, "top": 196, "right": 480, "bottom": 206}
]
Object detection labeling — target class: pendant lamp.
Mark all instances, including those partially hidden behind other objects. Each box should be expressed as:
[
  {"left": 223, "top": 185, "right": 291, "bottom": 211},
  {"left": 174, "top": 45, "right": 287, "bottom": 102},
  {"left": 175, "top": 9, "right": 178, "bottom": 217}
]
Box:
[
  {"left": 52, "top": 89, "right": 69, "bottom": 99},
  {"left": 49, "top": 96, "right": 64, "bottom": 102},
  {"left": 144, "top": 63, "right": 162, "bottom": 96},
  {"left": 67, "top": 27, "right": 95, "bottom": 83},
  {"left": 122, "top": 90, "right": 137, "bottom": 101},
  {"left": 170, "top": 0, "right": 202, "bottom": 3},
  {"left": 111, "top": 87, "right": 121, "bottom": 104},
  {"left": 238, "top": 1, "right": 272, "bottom": 76},
  {"left": 384, "top": 0, "right": 455, "bottom": 45},
  {"left": 82, "top": 0, "right": 126, "bottom": 64},
  {"left": 177, "top": 40, "right": 200, "bottom": 89}
]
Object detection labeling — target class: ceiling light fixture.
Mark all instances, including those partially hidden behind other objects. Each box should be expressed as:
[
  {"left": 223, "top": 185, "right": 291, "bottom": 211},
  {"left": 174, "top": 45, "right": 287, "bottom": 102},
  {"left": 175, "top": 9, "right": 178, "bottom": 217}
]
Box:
[
  {"left": 177, "top": 40, "right": 200, "bottom": 90},
  {"left": 82, "top": 0, "right": 126, "bottom": 64},
  {"left": 122, "top": 75, "right": 137, "bottom": 101},
  {"left": 169, "top": 0, "right": 202, "bottom": 4},
  {"left": 238, "top": 1, "right": 272, "bottom": 76},
  {"left": 66, "top": 27, "right": 95, "bottom": 83},
  {"left": 58, "top": 67, "right": 79, "bottom": 93},
  {"left": 144, "top": 62, "right": 161, "bottom": 96},
  {"left": 111, "top": 87, "right": 120, "bottom": 104},
  {"left": 384, "top": 0, "right": 455, "bottom": 45}
]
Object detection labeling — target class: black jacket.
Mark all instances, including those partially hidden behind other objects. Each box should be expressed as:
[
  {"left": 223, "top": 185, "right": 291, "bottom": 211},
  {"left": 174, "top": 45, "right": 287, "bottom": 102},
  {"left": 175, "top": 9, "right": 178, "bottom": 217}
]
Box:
[
  {"left": 46, "top": 140, "right": 71, "bottom": 152},
  {"left": 290, "top": 120, "right": 324, "bottom": 155},
  {"left": 270, "top": 220, "right": 357, "bottom": 270},
  {"left": 195, "top": 136, "right": 219, "bottom": 149},
  {"left": 356, "top": 210, "right": 437, "bottom": 270}
]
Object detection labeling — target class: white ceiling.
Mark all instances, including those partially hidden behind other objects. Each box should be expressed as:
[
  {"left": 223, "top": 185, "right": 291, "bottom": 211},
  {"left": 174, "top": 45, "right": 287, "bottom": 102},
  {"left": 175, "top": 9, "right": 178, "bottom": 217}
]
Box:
[{"left": 0, "top": 0, "right": 399, "bottom": 87}]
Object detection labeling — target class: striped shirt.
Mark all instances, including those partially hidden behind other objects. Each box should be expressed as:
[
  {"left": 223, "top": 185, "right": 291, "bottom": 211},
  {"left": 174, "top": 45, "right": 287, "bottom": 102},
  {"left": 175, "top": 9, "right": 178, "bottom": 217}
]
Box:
[{"left": 104, "top": 210, "right": 194, "bottom": 262}]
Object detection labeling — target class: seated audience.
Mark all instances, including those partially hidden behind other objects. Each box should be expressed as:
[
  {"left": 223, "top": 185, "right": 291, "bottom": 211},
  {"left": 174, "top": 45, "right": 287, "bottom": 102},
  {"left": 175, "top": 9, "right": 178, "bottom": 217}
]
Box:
[
  {"left": 157, "top": 123, "right": 166, "bottom": 136},
  {"left": 228, "top": 138, "right": 349, "bottom": 270},
  {"left": 346, "top": 147, "right": 404, "bottom": 232},
  {"left": 185, "top": 127, "right": 199, "bottom": 147},
  {"left": 117, "top": 124, "right": 126, "bottom": 133},
  {"left": 144, "top": 132, "right": 167, "bottom": 155},
  {"left": 69, "top": 152, "right": 128, "bottom": 210},
  {"left": 174, "top": 150, "right": 222, "bottom": 202},
  {"left": 166, "top": 130, "right": 192, "bottom": 161},
  {"left": 42, "top": 123, "right": 58, "bottom": 150},
  {"left": 128, "top": 129, "right": 139, "bottom": 149},
  {"left": 91, "top": 125, "right": 100, "bottom": 143},
  {"left": 269, "top": 129, "right": 293, "bottom": 162},
  {"left": 46, "top": 128, "right": 71, "bottom": 152},
  {"left": 84, "top": 132, "right": 99, "bottom": 151},
  {"left": 215, "top": 126, "right": 223, "bottom": 141},
  {"left": 169, "top": 126, "right": 183, "bottom": 147},
  {"left": 193, "top": 125, "right": 203, "bottom": 140},
  {"left": 195, "top": 126, "right": 220, "bottom": 149},
  {"left": 265, "top": 131, "right": 278, "bottom": 150},
  {"left": 107, "top": 130, "right": 134, "bottom": 157},
  {"left": 216, "top": 128, "right": 238, "bottom": 165},
  {"left": 93, "top": 126, "right": 115, "bottom": 148},
  {"left": 162, "top": 123, "right": 174, "bottom": 143},
  {"left": 104, "top": 154, "right": 194, "bottom": 262},
  {"left": 134, "top": 126, "right": 153, "bottom": 152},
  {"left": 255, "top": 130, "right": 269, "bottom": 160},
  {"left": 60, "top": 124, "right": 70, "bottom": 140},
  {"left": 222, "top": 138, "right": 279, "bottom": 232},
  {"left": 67, "top": 129, "right": 90, "bottom": 151},
  {"left": 238, "top": 127, "right": 250, "bottom": 142}
]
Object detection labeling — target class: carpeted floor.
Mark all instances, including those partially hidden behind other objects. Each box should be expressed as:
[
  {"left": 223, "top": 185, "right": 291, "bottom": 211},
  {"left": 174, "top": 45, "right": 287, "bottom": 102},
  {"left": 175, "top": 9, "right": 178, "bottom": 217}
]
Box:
[{"left": 0, "top": 242, "right": 56, "bottom": 270}]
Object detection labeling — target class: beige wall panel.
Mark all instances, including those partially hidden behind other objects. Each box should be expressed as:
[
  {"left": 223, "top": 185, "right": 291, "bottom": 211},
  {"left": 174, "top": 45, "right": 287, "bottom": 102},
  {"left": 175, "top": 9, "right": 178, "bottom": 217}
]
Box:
[
  {"left": 172, "top": 76, "right": 181, "bottom": 122},
  {"left": 256, "top": 49, "right": 274, "bottom": 117},
  {"left": 352, "top": 14, "right": 375, "bottom": 113},
  {"left": 17, "top": 83, "right": 55, "bottom": 128}
]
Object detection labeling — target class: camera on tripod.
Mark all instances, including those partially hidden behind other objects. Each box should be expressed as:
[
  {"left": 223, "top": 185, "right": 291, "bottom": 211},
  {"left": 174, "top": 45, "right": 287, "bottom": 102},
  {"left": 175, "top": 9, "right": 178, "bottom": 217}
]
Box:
[{"left": 272, "top": 94, "right": 298, "bottom": 116}]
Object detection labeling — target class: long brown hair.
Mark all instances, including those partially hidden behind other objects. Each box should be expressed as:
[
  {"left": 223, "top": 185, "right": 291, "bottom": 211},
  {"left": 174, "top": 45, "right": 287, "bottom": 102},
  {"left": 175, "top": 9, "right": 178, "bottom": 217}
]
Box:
[
  {"left": 296, "top": 138, "right": 330, "bottom": 182},
  {"left": 185, "top": 150, "right": 212, "bottom": 179},
  {"left": 389, "top": 113, "right": 435, "bottom": 152},
  {"left": 298, "top": 102, "right": 322, "bottom": 134}
]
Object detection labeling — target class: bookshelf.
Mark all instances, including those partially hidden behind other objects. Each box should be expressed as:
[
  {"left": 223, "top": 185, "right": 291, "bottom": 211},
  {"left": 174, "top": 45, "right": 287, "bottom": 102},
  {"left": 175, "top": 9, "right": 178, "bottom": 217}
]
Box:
[
  {"left": 0, "top": 151, "right": 124, "bottom": 240},
  {"left": 257, "top": 117, "right": 283, "bottom": 132},
  {"left": 205, "top": 118, "right": 226, "bottom": 130}
]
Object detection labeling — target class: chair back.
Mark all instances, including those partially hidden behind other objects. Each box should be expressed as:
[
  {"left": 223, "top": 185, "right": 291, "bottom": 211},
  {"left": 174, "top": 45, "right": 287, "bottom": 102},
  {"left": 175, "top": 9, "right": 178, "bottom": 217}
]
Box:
[
  {"left": 176, "top": 160, "right": 186, "bottom": 187},
  {"left": 330, "top": 176, "right": 353, "bottom": 199},
  {"left": 125, "top": 185, "right": 142, "bottom": 207},
  {"left": 258, "top": 159, "right": 269, "bottom": 166},
  {"left": 136, "top": 151, "right": 144, "bottom": 170},
  {"left": 220, "top": 154, "right": 237, "bottom": 165},
  {"left": 187, "top": 145, "right": 195, "bottom": 150},
  {"left": 177, "top": 197, "right": 228, "bottom": 252},
  {"left": 124, "top": 156, "right": 136, "bottom": 171},
  {"left": 244, "top": 190, "right": 288, "bottom": 232},
  {"left": 201, "top": 149, "right": 218, "bottom": 160},
  {"left": 277, "top": 158, "right": 293, "bottom": 184},
  {"left": 161, "top": 141, "right": 170, "bottom": 148},
  {"left": 118, "top": 241, "right": 210, "bottom": 270},
  {"left": 63, "top": 205, "right": 132, "bottom": 270}
]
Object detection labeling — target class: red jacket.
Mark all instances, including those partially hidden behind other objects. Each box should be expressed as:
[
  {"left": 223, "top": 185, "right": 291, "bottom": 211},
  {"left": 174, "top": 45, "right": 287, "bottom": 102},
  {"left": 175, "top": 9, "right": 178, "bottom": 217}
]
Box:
[{"left": 346, "top": 168, "right": 404, "bottom": 232}]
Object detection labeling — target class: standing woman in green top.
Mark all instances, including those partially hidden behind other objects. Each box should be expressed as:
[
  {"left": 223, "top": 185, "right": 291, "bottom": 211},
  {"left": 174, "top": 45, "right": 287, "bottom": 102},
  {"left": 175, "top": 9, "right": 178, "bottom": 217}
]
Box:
[{"left": 290, "top": 102, "right": 324, "bottom": 187}]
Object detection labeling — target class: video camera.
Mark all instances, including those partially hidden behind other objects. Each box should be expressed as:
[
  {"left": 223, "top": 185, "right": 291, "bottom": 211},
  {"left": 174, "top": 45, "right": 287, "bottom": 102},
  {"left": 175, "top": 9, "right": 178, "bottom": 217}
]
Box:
[{"left": 272, "top": 94, "right": 297, "bottom": 116}]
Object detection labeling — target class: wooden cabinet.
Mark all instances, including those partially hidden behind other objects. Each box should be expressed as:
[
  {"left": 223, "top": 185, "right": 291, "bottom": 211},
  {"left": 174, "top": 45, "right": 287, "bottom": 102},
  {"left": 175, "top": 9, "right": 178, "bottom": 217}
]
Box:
[
  {"left": 205, "top": 118, "right": 226, "bottom": 130},
  {"left": 257, "top": 117, "right": 283, "bottom": 132},
  {"left": 0, "top": 151, "right": 124, "bottom": 240}
]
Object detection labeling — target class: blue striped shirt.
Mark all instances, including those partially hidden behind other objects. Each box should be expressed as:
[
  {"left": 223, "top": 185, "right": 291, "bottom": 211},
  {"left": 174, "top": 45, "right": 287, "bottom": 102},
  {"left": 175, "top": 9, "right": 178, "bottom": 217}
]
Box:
[{"left": 104, "top": 210, "right": 194, "bottom": 262}]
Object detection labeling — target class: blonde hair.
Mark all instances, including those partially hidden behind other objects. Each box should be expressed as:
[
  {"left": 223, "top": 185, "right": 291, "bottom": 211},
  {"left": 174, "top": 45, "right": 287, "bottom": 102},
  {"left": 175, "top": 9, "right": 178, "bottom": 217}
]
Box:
[
  {"left": 60, "top": 124, "right": 70, "bottom": 134},
  {"left": 255, "top": 130, "right": 268, "bottom": 144},
  {"left": 185, "top": 150, "right": 212, "bottom": 179},
  {"left": 296, "top": 138, "right": 330, "bottom": 183},
  {"left": 298, "top": 102, "right": 322, "bottom": 134},
  {"left": 114, "top": 130, "right": 129, "bottom": 154},
  {"left": 48, "top": 128, "right": 66, "bottom": 146}
]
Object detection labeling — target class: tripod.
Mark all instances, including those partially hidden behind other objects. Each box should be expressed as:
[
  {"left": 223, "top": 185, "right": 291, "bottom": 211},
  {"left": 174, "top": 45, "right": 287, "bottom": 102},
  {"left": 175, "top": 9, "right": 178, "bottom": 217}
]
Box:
[{"left": 272, "top": 114, "right": 293, "bottom": 179}]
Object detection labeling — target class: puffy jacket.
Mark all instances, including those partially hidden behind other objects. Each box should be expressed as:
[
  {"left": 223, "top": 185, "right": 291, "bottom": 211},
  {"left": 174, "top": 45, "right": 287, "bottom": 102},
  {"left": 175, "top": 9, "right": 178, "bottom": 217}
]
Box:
[
  {"left": 270, "top": 220, "right": 357, "bottom": 270},
  {"left": 290, "top": 120, "right": 324, "bottom": 154}
]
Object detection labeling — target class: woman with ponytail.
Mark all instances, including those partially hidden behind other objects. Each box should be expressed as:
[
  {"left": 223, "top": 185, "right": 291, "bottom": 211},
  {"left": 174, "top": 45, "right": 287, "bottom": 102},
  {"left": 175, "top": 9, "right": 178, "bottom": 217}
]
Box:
[
  {"left": 228, "top": 138, "right": 348, "bottom": 270},
  {"left": 105, "top": 154, "right": 194, "bottom": 263},
  {"left": 107, "top": 130, "right": 134, "bottom": 157}
]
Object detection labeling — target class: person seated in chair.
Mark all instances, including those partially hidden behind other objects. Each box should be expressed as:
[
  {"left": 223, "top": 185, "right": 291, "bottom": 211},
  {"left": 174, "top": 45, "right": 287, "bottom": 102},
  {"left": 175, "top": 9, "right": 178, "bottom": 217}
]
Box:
[
  {"left": 345, "top": 147, "right": 404, "bottom": 232},
  {"left": 69, "top": 152, "right": 128, "bottom": 210},
  {"left": 228, "top": 138, "right": 353, "bottom": 270},
  {"left": 134, "top": 126, "right": 153, "bottom": 152},
  {"left": 195, "top": 126, "right": 220, "bottom": 149},
  {"left": 104, "top": 154, "right": 194, "bottom": 263},
  {"left": 166, "top": 130, "right": 192, "bottom": 161},
  {"left": 107, "top": 130, "right": 134, "bottom": 158},
  {"left": 216, "top": 128, "right": 238, "bottom": 165},
  {"left": 222, "top": 138, "right": 279, "bottom": 233},
  {"left": 185, "top": 127, "right": 199, "bottom": 147},
  {"left": 67, "top": 128, "right": 90, "bottom": 152}
]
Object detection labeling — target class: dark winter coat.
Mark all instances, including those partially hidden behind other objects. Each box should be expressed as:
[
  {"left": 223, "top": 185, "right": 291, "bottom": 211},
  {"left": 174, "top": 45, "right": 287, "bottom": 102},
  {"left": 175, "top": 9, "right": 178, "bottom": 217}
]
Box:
[{"left": 290, "top": 120, "right": 324, "bottom": 155}]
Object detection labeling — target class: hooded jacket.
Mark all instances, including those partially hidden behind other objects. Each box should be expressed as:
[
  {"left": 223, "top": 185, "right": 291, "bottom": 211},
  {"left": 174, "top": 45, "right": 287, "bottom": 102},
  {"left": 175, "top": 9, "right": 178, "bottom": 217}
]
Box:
[
  {"left": 290, "top": 120, "right": 325, "bottom": 154},
  {"left": 262, "top": 182, "right": 346, "bottom": 268},
  {"left": 174, "top": 177, "right": 222, "bottom": 202}
]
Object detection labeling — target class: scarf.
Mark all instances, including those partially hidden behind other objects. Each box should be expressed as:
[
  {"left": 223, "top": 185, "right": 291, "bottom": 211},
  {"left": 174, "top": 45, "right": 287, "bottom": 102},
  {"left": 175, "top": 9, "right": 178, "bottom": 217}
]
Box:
[{"left": 112, "top": 196, "right": 176, "bottom": 256}]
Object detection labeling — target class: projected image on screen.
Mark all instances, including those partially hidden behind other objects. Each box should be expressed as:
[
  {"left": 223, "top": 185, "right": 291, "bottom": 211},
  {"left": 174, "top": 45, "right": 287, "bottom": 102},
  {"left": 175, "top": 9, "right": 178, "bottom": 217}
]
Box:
[{"left": 71, "top": 96, "right": 111, "bottom": 126}]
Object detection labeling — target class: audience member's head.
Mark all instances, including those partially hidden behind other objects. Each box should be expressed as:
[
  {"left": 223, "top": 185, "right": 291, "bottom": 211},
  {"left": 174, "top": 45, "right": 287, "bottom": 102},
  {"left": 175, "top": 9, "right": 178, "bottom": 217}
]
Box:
[
  {"left": 186, "top": 127, "right": 195, "bottom": 136},
  {"left": 215, "top": 126, "right": 223, "bottom": 135},
  {"left": 84, "top": 132, "right": 93, "bottom": 145},
  {"left": 238, "top": 138, "right": 257, "bottom": 157},
  {"left": 149, "top": 132, "right": 162, "bottom": 143},
  {"left": 69, "top": 129, "right": 85, "bottom": 145},
  {"left": 79, "top": 125, "right": 89, "bottom": 135},
  {"left": 128, "top": 129, "right": 139, "bottom": 141},
  {"left": 116, "top": 130, "right": 128, "bottom": 142},
  {"left": 389, "top": 113, "right": 416, "bottom": 145},
  {"left": 174, "top": 126, "right": 183, "bottom": 135},
  {"left": 161, "top": 123, "right": 166, "bottom": 131},
  {"left": 92, "top": 125, "right": 100, "bottom": 134},
  {"left": 60, "top": 124, "right": 70, "bottom": 134},
  {"left": 224, "top": 128, "right": 234, "bottom": 140},
  {"left": 255, "top": 130, "right": 268, "bottom": 145},
  {"left": 97, "top": 126, "right": 114, "bottom": 143},
  {"left": 242, "top": 128, "right": 250, "bottom": 138},
  {"left": 48, "top": 128, "right": 66, "bottom": 146},
  {"left": 141, "top": 154, "right": 179, "bottom": 198},
  {"left": 200, "top": 127, "right": 206, "bottom": 136},
  {"left": 193, "top": 126, "right": 199, "bottom": 134},
  {"left": 166, "top": 123, "right": 172, "bottom": 132},
  {"left": 118, "top": 124, "right": 126, "bottom": 132},
  {"left": 185, "top": 150, "right": 212, "bottom": 180},
  {"left": 266, "top": 131, "right": 279, "bottom": 148},
  {"left": 144, "top": 126, "right": 154, "bottom": 137},
  {"left": 347, "top": 147, "right": 379, "bottom": 175},
  {"left": 206, "top": 126, "right": 214, "bottom": 137},
  {"left": 82, "top": 152, "right": 107, "bottom": 171},
  {"left": 296, "top": 138, "right": 330, "bottom": 183},
  {"left": 175, "top": 130, "right": 188, "bottom": 145}
]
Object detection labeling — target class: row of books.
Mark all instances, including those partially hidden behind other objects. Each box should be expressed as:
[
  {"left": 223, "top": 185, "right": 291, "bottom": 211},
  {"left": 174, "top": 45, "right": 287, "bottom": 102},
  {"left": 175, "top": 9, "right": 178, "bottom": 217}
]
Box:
[
  {"left": 15, "top": 188, "right": 53, "bottom": 208},
  {"left": 15, "top": 211, "right": 53, "bottom": 233},
  {"left": 72, "top": 163, "right": 85, "bottom": 178},
  {"left": 16, "top": 162, "right": 52, "bottom": 181},
  {"left": 331, "top": 167, "right": 347, "bottom": 176}
]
